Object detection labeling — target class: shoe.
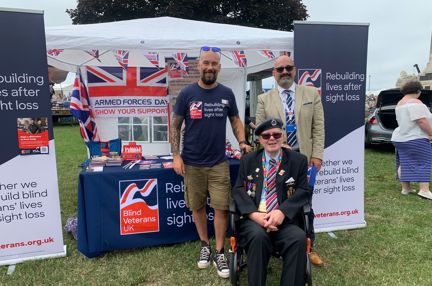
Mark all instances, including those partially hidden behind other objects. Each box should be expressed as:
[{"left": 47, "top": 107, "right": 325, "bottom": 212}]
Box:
[
  {"left": 417, "top": 190, "right": 432, "bottom": 200},
  {"left": 213, "top": 250, "right": 230, "bottom": 278},
  {"left": 309, "top": 251, "right": 324, "bottom": 266},
  {"left": 401, "top": 189, "right": 416, "bottom": 195},
  {"left": 197, "top": 245, "right": 211, "bottom": 269}
]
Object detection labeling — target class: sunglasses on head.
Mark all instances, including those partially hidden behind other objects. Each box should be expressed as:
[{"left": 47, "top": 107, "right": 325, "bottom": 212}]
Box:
[
  {"left": 200, "top": 46, "right": 221, "bottom": 53},
  {"left": 261, "top": 132, "right": 283, "bottom": 140},
  {"left": 274, "top": 65, "right": 295, "bottom": 73}
]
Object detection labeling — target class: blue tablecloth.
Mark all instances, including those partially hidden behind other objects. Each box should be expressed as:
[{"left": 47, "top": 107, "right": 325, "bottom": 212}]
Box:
[{"left": 77, "top": 159, "right": 239, "bottom": 258}]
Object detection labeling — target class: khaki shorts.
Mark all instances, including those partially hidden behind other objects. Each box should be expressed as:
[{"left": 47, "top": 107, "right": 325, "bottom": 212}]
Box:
[{"left": 184, "top": 161, "right": 230, "bottom": 211}]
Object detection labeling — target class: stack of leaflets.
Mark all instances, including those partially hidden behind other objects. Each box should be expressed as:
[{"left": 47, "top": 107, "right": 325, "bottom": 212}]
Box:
[
  {"left": 162, "top": 161, "right": 173, "bottom": 168},
  {"left": 89, "top": 156, "right": 107, "bottom": 167},
  {"left": 150, "top": 163, "right": 162, "bottom": 169},
  {"left": 106, "top": 157, "right": 123, "bottom": 166},
  {"left": 139, "top": 164, "right": 150, "bottom": 170},
  {"left": 144, "top": 155, "right": 159, "bottom": 160}
]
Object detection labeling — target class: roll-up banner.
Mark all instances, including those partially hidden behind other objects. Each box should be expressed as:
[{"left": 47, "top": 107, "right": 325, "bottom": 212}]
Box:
[
  {"left": 294, "top": 22, "right": 369, "bottom": 232},
  {"left": 0, "top": 8, "right": 66, "bottom": 265}
]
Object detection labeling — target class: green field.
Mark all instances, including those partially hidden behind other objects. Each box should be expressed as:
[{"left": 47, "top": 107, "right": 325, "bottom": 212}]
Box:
[{"left": 1, "top": 125, "right": 431, "bottom": 285}]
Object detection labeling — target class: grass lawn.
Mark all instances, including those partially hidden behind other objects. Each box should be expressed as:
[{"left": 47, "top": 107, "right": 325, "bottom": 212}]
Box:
[{"left": 1, "top": 125, "right": 431, "bottom": 285}]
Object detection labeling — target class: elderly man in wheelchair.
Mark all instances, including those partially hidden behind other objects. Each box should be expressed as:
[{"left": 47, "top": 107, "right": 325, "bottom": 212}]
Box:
[{"left": 231, "top": 118, "right": 312, "bottom": 286}]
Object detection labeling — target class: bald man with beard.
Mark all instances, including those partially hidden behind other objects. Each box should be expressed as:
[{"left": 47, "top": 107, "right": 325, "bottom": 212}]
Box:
[{"left": 170, "top": 47, "right": 251, "bottom": 279}]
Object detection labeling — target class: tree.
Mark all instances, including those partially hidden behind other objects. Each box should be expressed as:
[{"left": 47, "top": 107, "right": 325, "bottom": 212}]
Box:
[{"left": 66, "top": 0, "right": 308, "bottom": 31}]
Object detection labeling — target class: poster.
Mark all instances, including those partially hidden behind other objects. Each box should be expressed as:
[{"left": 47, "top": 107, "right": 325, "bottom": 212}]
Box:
[
  {"left": 0, "top": 8, "right": 65, "bottom": 265},
  {"left": 85, "top": 66, "right": 168, "bottom": 117},
  {"left": 294, "top": 22, "right": 369, "bottom": 232}
]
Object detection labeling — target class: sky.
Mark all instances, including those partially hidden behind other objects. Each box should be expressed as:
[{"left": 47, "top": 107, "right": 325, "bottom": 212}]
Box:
[{"left": 1, "top": 0, "right": 431, "bottom": 91}]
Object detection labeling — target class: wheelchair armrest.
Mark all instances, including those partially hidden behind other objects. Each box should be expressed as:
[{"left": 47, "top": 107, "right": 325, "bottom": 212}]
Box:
[
  {"left": 229, "top": 198, "right": 237, "bottom": 213},
  {"left": 302, "top": 203, "right": 311, "bottom": 215},
  {"left": 229, "top": 198, "right": 238, "bottom": 233},
  {"left": 302, "top": 202, "right": 312, "bottom": 236}
]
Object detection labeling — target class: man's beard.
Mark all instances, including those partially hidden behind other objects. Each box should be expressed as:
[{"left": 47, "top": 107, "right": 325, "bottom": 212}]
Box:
[
  {"left": 201, "top": 71, "right": 217, "bottom": 85},
  {"left": 278, "top": 76, "right": 294, "bottom": 88}
]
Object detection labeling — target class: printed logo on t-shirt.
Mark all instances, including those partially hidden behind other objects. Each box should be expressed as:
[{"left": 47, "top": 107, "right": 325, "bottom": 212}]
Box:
[
  {"left": 221, "top": 99, "right": 229, "bottom": 106},
  {"left": 190, "top": 101, "right": 203, "bottom": 119}
]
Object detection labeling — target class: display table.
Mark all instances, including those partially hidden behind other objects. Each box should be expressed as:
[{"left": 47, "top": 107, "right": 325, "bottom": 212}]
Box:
[{"left": 77, "top": 159, "right": 239, "bottom": 258}]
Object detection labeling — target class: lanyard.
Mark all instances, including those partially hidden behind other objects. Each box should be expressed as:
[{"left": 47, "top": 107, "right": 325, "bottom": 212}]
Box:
[{"left": 261, "top": 152, "right": 282, "bottom": 193}]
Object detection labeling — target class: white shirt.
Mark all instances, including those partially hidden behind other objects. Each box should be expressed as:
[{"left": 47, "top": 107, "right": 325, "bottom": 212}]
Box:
[
  {"left": 391, "top": 102, "right": 432, "bottom": 142},
  {"left": 277, "top": 83, "right": 296, "bottom": 120}
]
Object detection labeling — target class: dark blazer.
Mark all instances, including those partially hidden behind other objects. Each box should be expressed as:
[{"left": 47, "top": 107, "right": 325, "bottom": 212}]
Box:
[{"left": 232, "top": 148, "right": 310, "bottom": 222}]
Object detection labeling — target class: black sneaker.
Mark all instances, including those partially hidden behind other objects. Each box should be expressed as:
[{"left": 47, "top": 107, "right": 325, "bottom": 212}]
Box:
[
  {"left": 213, "top": 250, "right": 229, "bottom": 278},
  {"left": 197, "top": 245, "right": 212, "bottom": 269}
]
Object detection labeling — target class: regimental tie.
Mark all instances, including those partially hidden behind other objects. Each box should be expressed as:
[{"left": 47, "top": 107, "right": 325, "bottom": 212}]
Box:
[
  {"left": 284, "top": 90, "right": 297, "bottom": 147},
  {"left": 266, "top": 159, "right": 279, "bottom": 212}
]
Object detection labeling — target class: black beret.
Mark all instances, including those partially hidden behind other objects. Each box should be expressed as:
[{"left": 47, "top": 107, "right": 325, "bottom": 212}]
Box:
[{"left": 255, "top": 118, "right": 283, "bottom": 135}]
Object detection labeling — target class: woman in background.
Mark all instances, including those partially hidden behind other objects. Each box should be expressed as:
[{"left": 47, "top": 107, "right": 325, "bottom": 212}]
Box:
[{"left": 391, "top": 80, "right": 432, "bottom": 200}]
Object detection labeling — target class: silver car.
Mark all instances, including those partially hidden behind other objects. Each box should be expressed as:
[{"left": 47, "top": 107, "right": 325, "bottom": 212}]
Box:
[{"left": 365, "top": 88, "right": 432, "bottom": 146}]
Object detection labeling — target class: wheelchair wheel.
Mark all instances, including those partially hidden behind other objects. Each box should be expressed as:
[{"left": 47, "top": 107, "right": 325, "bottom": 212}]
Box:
[{"left": 229, "top": 251, "right": 240, "bottom": 286}]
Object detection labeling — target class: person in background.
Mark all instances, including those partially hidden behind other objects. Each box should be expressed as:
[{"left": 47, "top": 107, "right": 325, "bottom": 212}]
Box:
[
  {"left": 232, "top": 118, "right": 309, "bottom": 286},
  {"left": 170, "top": 46, "right": 251, "bottom": 279},
  {"left": 255, "top": 55, "right": 325, "bottom": 266},
  {"left": 391, "top": 80, "right": 432, "bottom": 200}
]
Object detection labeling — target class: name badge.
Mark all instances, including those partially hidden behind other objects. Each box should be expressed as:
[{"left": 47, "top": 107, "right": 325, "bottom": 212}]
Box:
[{"left": 286, "top": 124, "right": 296, "bottom": 132}]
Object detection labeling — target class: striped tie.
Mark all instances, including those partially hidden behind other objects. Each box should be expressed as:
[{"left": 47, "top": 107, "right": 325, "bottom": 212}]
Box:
[
  {"left": 266, "top": 159, "right": 279, "bottom": 212},
  {"left": 284, "top": 90, "right": 297, "bottom": 147}
]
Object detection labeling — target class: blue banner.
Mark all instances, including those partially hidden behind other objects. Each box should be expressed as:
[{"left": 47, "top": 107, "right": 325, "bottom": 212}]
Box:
[
  {"left": 294, "top": 22, "right": 368, "bottom": 232},
  {"left": 0, "top": 8, "right": 65, "bottom": 265}
]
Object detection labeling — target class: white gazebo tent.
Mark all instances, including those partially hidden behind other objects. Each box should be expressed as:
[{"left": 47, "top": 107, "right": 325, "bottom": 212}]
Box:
[{"left": 45, "top": 17, "right": 293, "bottom": 154}]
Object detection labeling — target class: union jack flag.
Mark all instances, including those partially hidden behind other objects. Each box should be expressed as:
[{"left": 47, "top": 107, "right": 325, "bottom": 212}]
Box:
[
  {"left": 257, "top": 50, "right": 276, "bottom": 59},
  {"left": 143, "top": 51, "right": 159, "bottom": 67},
  {"left": 172, "top": 52, "right": 189, "bottom": 74},
  {"left": 113, "top": 50, "right": 129, "bottom": 70},
  {"left": 298, "top": 69, "right": 322, "bottom": 95},
  {"left": 70, "top": 71, "right": 99, "bottom": 142},
  {"left": 231, "top": 50, "right": 247, "bottom": 67},
  {"left": 85, "top": 50, "right": 101, "bottom": 62},
  {"left": 279, "top": 51, "right": 291, "bottom": 57},
  {"left": 47, "top": 49, "right": 64, "bottom": 56},
  {"left": 86, "top": 66, "right": 167, "bottom": 97}
]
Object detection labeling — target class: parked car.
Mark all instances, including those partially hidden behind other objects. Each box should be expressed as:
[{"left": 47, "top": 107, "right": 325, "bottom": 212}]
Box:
[{"left": 365, "top": 88, "right": 432, "bottom": 146}]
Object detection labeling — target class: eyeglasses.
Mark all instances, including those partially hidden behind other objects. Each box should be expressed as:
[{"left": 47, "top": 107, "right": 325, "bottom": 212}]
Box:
[
  {"left": 200, "top": 46, "right": 221, "bottom": 53},
  {"left": 274, "top": 65, "right": 295, "bottom": 73},
  {"left": 260, "top": 132, "right": 283, "bottom": 140}
]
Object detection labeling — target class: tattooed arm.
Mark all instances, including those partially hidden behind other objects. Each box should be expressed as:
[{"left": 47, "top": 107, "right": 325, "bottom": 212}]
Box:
[
  {"left": 170, "top": 113, "right": 185, "bottom": 176},
  {"left": 229, "top": 115, "right": 252, "bottom": 153}
]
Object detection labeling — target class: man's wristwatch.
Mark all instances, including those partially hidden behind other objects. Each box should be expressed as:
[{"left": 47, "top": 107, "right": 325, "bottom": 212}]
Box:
[{"left": 238, "top": 140, "right": 248, "bottom": 145}]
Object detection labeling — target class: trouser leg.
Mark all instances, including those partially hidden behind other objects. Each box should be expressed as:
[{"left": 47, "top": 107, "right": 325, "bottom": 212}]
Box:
[
  {"left": 272, "top": 223, "right": 306, "bottom": 286},
  {"left": 238, "top": 219, "right": 272, "bottom": 286}
]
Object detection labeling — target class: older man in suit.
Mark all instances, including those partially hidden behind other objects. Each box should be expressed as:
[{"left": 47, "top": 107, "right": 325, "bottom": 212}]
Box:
[
  {"left": 232, "top": 118, "right": 309, "bottom": 286},
  {"left": 255, "top": 55, "right": 325, "bottom": 266}
]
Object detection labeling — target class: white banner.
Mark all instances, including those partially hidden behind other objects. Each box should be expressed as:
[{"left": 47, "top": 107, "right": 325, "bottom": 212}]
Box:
[
  {"left": 313, "top": 127, "right": 366, "bottom": 232},
  {"left": 0, "top": 8, "right": 65, "bottom": 265},
  {"left": 0, "top": 141, "right": 66, "bottom": 265},
  {"left": 295, "top": 22, "right": 368, "bottom": 232}
]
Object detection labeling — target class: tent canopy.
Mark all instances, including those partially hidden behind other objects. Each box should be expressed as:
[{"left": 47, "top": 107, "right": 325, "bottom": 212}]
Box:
[
  {"left": 46, "top": 16, "right": 292, "bottom": 51},
  {"left": 45, "top": 16, "right": 293, "bottom": 73},
  {"left": 44, "top": 17, "right": 292, "bottom": 153}
]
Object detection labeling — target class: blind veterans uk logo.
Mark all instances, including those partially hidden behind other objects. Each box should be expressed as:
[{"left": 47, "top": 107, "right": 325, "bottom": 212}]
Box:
[
  {"left": 189, "top": 101, "right": 203, "bottom": 119},
  {"left": 298, "top": 69, "right": 322, "bottom": 95},
  {"left": 119, "top": 179, "right": 160, "bottom": 235}
]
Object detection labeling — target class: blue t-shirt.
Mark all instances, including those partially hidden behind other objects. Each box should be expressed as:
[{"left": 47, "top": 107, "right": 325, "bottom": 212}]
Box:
[{"left": 174, "top": 83, "right": 239, "bottom": 167}]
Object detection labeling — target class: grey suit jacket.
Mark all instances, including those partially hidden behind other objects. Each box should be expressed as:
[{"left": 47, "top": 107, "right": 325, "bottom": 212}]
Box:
[{"left": 255, "top": 85, "right": 324, "bottom": 161}]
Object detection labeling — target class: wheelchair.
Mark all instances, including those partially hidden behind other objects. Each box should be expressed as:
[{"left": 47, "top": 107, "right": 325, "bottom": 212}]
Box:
[{"left": 228, "top": 201, "right": 313, "bottom": 286}]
